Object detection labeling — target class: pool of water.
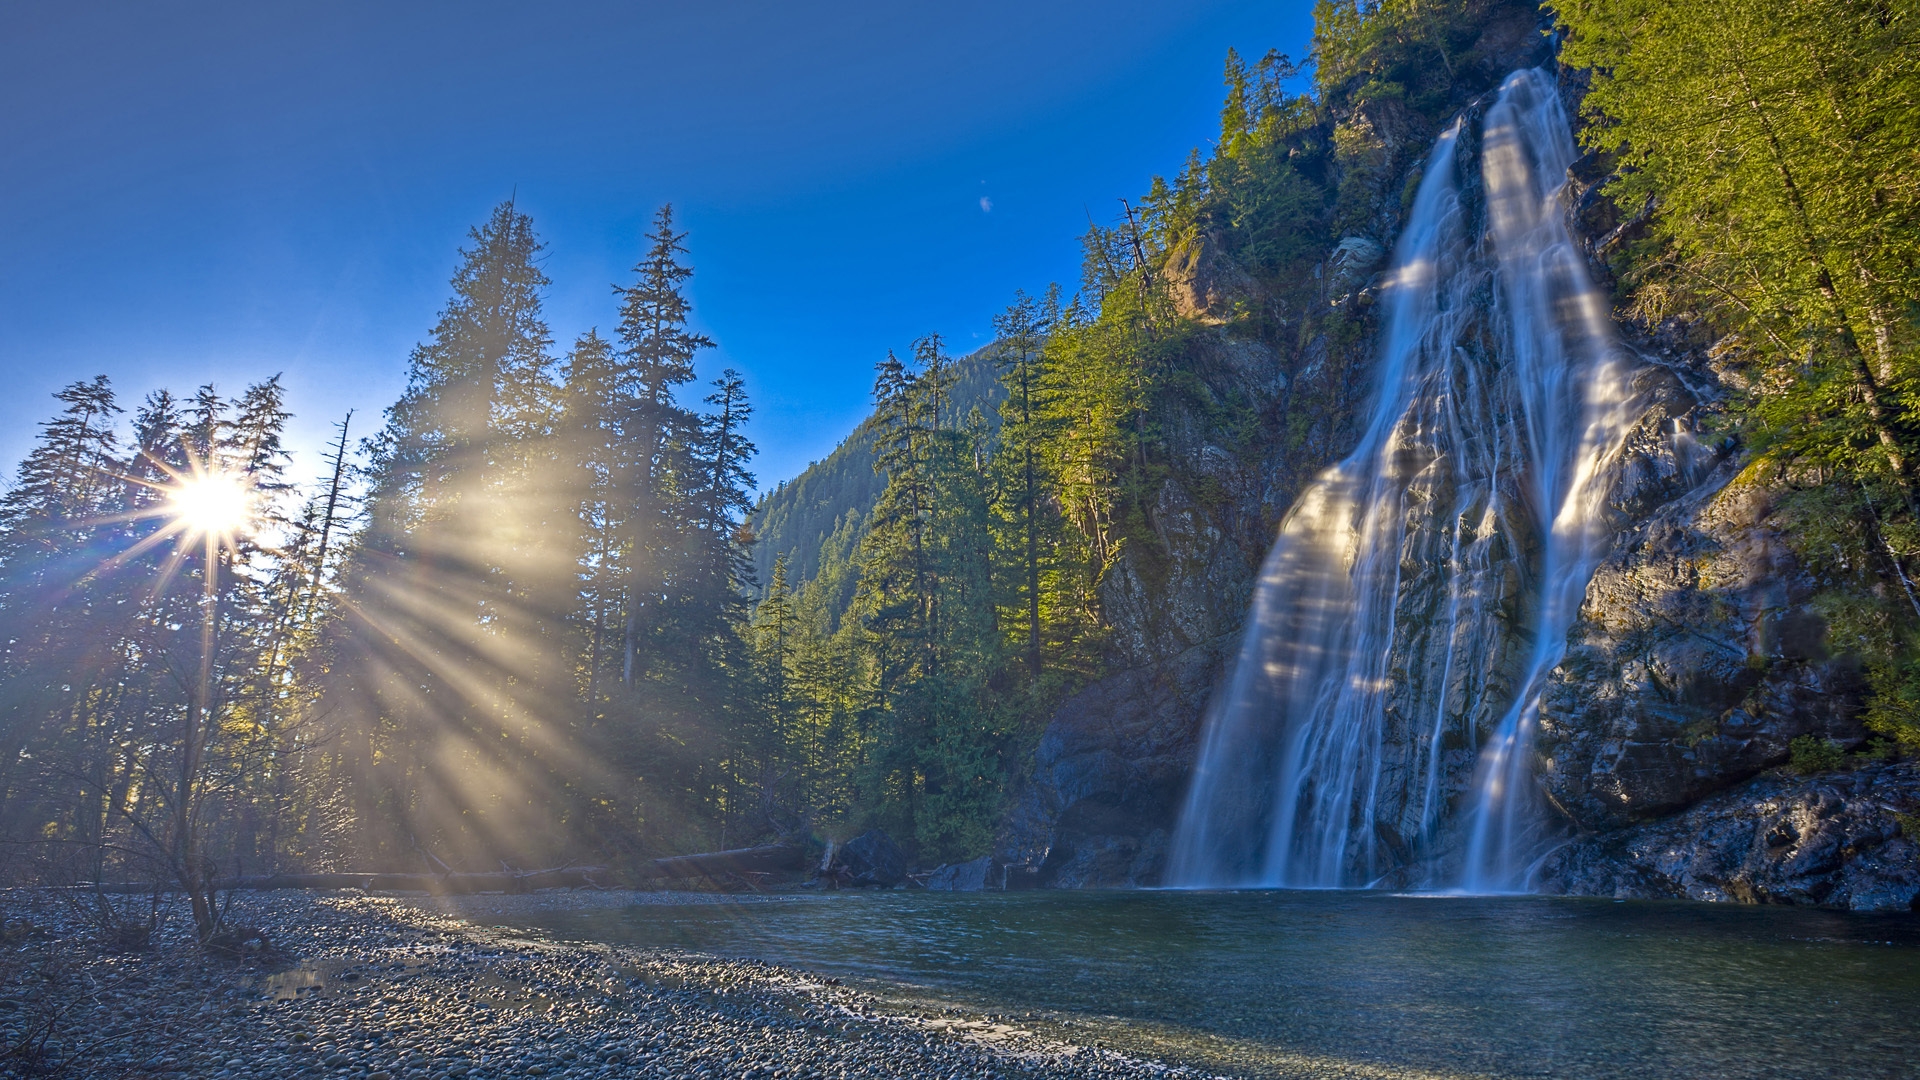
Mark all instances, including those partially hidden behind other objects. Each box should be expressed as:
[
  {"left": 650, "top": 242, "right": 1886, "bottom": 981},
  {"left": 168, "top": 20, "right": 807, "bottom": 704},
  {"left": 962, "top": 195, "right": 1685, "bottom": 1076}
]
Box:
[{"left": 493, "top": 889, "right": 1919, "bottom": 1079}]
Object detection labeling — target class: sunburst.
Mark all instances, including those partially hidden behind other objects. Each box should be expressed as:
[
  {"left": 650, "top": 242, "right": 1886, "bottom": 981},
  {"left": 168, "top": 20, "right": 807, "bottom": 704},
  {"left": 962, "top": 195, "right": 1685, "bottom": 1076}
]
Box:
[{"left": 166, "top": 468, "right": 254, "bottom": 547}]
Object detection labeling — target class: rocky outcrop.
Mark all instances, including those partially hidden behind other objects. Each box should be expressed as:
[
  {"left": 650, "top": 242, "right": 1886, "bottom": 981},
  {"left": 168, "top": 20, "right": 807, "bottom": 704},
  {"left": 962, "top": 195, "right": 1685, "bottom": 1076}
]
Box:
[
  {"left": 1539, "top": 463, "right": 1870, "bottom": 831},
  {"left": 1096, "top": 332, "right": 1298, "bottom": 672},
  {"left": 1536, "top": 763, "right": 1920, "bottom": 911},
  {"left": 998, "top": 640, "right": 1227, "bottom": 887},
  {"left": 1163, "top": 231, "right": 1262, "bottom": 324}
]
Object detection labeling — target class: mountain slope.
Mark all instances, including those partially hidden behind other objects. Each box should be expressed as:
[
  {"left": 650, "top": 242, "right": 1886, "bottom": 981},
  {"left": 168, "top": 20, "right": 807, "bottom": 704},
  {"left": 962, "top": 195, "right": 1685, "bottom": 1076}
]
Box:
[{"left": 750, "top": 343, "right": 1004, "bottom": 591}]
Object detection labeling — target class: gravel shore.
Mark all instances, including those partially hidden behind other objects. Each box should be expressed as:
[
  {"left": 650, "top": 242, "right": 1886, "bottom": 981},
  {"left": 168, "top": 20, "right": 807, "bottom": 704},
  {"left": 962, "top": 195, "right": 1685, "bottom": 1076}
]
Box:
[{"left": 0, "top": 889, "right": 1222, "bottom": 1080}]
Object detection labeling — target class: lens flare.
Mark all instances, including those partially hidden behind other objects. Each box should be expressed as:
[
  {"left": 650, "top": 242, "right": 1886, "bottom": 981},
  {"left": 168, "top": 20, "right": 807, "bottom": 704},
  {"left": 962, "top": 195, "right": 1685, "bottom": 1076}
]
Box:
[{"left": 169, "top": 471, "right": 252, "bottom": 542}]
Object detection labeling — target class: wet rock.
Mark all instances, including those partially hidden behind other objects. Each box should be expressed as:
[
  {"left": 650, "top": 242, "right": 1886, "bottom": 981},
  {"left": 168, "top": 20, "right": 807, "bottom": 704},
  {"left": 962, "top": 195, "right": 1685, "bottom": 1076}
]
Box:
[
  {"left": 1324, "top": 235, "right": 1384, "bottom": 303},
  {"left": 1537, "top": 762, "right": 1920, "bottom": 911}
]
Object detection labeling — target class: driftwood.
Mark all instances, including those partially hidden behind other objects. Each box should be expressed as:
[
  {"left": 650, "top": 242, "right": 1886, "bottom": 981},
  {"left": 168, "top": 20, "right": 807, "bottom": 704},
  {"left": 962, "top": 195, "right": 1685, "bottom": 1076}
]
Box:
[
  {"left": 650, "top": 844, "right": 806, "bottom": 881},
  {"left": 56, "top": 866, "right": 608, "bottom": 895}
]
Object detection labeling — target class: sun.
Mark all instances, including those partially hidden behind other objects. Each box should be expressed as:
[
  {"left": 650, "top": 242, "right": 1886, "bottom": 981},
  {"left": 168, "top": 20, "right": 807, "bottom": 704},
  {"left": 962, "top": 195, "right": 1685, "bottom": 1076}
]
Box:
[{"left": 168, "top": 470, "right": 253, "bottom": 542}]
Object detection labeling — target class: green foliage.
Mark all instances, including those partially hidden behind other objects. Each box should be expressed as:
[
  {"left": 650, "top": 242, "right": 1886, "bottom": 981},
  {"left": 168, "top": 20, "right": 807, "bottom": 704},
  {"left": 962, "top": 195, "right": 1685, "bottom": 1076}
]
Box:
[
  {"left": 750, "top": 347, "right": 1003, "bottom": 592},
  {"left": 1896, "top": 810, "right": 1920, "bottom": 840},
  {"left": 1560, "top": 0, "right": 1920, "bottom": 755},
  {"left": 1315, "top": 0, "right": 1536, "bottom": 114},
  {"left": 1563, "top": 0, "right": 1920, "bottom": 482},
  {"left": 1788, "top": 734, "right": 1848, "bottom": 775}
]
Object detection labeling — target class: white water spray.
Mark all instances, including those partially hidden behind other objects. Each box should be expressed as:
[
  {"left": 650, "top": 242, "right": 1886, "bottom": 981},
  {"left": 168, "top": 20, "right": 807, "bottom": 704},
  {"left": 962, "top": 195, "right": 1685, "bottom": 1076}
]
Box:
[{"left": 1168, "top": 69, "right": 1639, "bottom": 891}]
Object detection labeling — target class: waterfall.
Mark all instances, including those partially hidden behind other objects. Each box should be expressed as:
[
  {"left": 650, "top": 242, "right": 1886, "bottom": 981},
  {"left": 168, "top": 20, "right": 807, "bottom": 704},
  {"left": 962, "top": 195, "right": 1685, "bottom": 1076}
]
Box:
[{"left": 1167, "top": 69, "right": 1639, "bottom": 891}]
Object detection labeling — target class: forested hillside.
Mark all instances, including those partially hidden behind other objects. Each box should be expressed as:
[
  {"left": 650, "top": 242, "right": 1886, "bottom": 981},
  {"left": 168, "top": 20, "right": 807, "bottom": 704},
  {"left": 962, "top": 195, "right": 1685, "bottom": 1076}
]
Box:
[
  {"left": 2, "top": 0, "right": 1913, "bottom": 916},
  {"left": 748, "top": 345, "right": 1002, "bottom": 592}
]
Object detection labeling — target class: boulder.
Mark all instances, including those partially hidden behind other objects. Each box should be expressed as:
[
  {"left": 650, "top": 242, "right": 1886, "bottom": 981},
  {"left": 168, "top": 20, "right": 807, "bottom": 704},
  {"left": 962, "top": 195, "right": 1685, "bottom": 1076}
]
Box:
[
  {"left": 833, "top": 830, "right": 905, "bottom": 888},
  {"left": 925, "top": 856, "right": 1000, "bottom": 891},
  {"left": 1324, "top": 235, "right": 1385, "bottom": 303}
]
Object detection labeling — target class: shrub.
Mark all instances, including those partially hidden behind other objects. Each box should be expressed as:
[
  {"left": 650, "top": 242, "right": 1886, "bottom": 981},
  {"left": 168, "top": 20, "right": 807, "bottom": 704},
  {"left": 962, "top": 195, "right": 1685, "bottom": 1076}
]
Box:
[
  {"left": 1895, "top": 811, "right": 1920, "bottom": 841},
  {"left": 1788, "top": 734, "right": 1847, "bottom": 774}
]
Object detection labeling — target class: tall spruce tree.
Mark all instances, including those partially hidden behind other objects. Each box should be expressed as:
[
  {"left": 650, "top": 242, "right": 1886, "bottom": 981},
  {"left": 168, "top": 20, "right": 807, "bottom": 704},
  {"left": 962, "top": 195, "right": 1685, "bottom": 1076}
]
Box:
[{"left": 852, "top": 337, "right": 1007, "bottom": 858}]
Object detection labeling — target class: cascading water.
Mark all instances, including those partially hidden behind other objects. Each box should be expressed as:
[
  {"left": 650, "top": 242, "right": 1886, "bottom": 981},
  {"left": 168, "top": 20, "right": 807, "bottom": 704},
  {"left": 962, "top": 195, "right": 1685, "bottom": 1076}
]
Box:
[{"left": 1167, "top": 68, "right": 1640, "bottom": 891}]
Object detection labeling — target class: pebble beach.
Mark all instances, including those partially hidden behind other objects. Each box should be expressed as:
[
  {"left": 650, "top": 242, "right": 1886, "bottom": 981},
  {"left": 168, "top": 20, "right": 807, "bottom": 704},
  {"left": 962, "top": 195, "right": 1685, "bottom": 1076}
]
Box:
[{"left": 0, "top": 889, "right": 1218, "bottom": 1080}]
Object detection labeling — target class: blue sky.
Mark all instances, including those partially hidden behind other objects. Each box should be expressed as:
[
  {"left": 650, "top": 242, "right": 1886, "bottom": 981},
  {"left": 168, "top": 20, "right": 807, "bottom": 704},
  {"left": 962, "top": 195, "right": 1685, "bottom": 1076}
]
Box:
[{"left": 2, "top": 1, "right": 1315, "bottom": 494}]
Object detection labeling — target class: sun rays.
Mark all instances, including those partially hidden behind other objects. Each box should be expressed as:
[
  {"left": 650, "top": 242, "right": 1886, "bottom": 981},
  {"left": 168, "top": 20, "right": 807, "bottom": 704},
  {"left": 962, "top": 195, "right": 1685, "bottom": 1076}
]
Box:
[{"left": 167, "top": 468, "right": 253, "bottom": 546}]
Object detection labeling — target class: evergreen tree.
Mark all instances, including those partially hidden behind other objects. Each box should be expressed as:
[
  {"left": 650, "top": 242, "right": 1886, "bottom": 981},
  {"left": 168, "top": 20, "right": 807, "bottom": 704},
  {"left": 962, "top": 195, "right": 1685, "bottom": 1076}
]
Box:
[
  {"left": 850, "top": 338, "right": 1008, "bottom": 858},
  {"left": 333, "top": 199, "right": 571, "bottom": 870},
  {"left": 0, "top": 378, "right": 125, "bottom": 856},
  {"left": 613, "top": 204, "right": 713, "bottom": 688},
  {"left": 558, "top": 329, "right": 625, "bottom": 709},
  {"left": 990, "top": 288, "right": 1060, "bottom": 678}
]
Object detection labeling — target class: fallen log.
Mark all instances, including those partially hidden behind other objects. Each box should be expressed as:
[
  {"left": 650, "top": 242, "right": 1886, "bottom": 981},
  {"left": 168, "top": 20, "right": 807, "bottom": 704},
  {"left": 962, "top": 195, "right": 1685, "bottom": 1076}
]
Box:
[
  {"left": 51, "top": 866, "right": 609, "bottom": 895},
  {"left": 651, "top": 844, "right": 806, "bottom": 880}
]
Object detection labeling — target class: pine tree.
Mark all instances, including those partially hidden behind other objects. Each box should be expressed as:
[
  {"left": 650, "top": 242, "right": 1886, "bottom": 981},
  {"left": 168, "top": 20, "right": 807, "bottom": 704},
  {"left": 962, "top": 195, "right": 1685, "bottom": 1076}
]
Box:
[
  {"left": 850, "top": 338, "right": 1008, "bottom": 858},
  {"left": 0, "top": 378, "right": 125, "bottom": 855},
  {"left": 1560, "top": 0, "right": 1920, "bottom": 485},
  {"left": 558, "top": 329, "right": 625, "bottom": 709}
]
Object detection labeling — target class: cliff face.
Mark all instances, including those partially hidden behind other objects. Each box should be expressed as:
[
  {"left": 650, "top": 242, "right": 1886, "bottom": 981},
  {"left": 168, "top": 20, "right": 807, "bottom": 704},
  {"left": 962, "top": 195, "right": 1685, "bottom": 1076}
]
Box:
[
  {"left": 996, "top": 91, "right": 1459, "bottom": 884},
  {"left": 999, "top": 64, "right": 1920, "bottom": 910},
  {"left": 1537, "top": 462, "right": 1871, "bottom": 832}
]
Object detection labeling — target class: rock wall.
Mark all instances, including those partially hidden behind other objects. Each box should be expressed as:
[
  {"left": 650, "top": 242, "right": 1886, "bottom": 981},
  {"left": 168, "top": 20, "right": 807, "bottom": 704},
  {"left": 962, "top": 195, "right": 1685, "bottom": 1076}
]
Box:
[
  {"left": 1538, "top": 462, "right": 1871, "bottom": 832},
  {"left": 998, "top": 640, "right": 1227, "bottom": 887}
]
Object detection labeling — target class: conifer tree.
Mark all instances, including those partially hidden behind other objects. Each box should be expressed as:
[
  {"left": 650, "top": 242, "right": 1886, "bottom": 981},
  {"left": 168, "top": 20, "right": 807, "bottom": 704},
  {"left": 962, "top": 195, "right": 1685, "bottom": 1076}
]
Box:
[
  {"left": 558, "top": 329, "right": 625, "bottom": 708},
  {"left": 0, "top": 378, "right": 125, "bottom": 850},
  {"left": 334, "top": 199, "right": 567, "bottom": 869},
  {"left": 613, "top": 204, "right": 713, "bottom": 688},
  {"left": 991, "top": 288, "right": 1060, "bottom": 678},
  {"left": 851, "top": 338, "right": 1007, "bottom": 858}
]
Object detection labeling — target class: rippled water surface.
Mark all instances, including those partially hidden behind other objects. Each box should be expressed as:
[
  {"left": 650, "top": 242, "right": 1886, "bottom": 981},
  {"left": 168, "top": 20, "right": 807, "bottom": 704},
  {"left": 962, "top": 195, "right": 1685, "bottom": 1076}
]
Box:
[{"left": 497, "top": 890, "right": 1919, "bottom": 1079}]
